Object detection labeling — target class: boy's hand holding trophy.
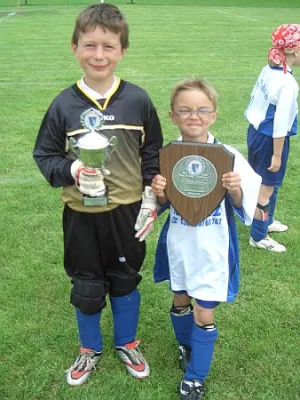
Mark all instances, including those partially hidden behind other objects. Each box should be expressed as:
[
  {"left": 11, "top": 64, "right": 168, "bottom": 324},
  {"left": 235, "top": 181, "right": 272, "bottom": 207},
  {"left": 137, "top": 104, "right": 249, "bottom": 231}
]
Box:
[{"left": 71, "top": 159, "right": 107, "bottom": 198}]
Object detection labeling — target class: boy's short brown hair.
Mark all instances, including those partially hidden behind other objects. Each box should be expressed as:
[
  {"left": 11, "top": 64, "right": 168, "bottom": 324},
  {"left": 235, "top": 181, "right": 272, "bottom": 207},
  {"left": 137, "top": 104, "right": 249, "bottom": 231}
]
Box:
[
  {"left": 72, "top": 3, "right": 129, "bottom": 49},
  {"left": 171, "top": 77, "right": 218, "bottom": 111}
]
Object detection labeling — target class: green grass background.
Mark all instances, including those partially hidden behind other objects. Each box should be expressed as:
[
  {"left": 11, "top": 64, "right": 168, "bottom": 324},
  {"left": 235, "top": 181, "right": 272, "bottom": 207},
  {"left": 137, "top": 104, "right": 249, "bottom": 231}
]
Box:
[
  {"left": 2, "top": 0, "right": 300, "bottom": 7},
  {"left": 0, "top": 1, "right": 300, "bottom": 399},
  {"left": 1, "top": 0, "right": 299, "bottom": 8}
]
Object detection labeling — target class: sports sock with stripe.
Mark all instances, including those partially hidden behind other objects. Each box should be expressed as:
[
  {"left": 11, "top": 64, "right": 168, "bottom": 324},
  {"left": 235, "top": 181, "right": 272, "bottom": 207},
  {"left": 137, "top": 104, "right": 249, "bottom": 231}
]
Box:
[
  {"left": 170, "top": 304, "right": 193, "bottom": 347},
  {"left": 184, "top": 322, "right": 218, "bottom": 382}
]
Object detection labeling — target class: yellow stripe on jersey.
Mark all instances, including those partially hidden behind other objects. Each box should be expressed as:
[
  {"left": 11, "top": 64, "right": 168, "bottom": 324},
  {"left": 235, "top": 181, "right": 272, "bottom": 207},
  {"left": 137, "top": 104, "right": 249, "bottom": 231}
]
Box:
[
  {"left": 99, "top": 125, "right": 146, "bottom": 145},
  {"left": 99, "top": 125, "right": 144, "bottom": 132},
  {"left": 76, "top": 77, "right": 121, "bottom": 111},
  {"left": 67, "top": 129, "right": 90, "bottom": 137}
]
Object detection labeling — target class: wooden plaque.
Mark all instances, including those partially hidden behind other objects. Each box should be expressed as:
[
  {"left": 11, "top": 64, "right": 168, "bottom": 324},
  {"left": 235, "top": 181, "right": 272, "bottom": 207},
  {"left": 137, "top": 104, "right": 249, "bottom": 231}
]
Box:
[{"left": 159, "top": 141, "right": 235, "bottom": 226}]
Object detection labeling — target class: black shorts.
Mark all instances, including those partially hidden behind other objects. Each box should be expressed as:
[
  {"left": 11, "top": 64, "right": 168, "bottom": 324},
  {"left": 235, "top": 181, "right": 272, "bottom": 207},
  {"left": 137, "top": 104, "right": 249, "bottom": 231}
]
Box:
[{"left": 63, "top": 202, "right": 146, "bottom": 297}]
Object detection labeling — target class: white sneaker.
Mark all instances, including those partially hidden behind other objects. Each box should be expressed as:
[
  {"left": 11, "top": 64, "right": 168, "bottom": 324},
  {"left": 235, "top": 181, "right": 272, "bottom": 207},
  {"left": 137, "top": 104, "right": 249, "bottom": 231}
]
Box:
[
  {"left": 268, "top": 220, "right": 288, "bottom": 233},
  {"left": 249, "top": 236, "right": 286, "bottom": 253},
  {"left": 115, "top": 340, "right": 149, "bottom": 379},
  {"left": 65, "top": 348, "right": 102, "bottom": 386}
]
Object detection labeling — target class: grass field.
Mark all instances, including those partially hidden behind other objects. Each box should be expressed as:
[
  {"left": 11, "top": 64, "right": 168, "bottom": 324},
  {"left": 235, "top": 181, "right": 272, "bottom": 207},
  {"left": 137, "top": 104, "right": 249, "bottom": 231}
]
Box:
[
  {"left": 0, "top": 1, "right": 300, "bottom": 399},
  {"left": 2, "top": 0, "right": 300, "bottom": 7}
]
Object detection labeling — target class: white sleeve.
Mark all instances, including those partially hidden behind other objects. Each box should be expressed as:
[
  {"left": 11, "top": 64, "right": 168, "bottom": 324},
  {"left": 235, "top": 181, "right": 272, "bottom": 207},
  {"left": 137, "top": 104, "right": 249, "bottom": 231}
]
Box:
[
  {"left": 273, "top": 84, "right": 297, "bottom": 138},
  {"left": 226, "top": 146, "right": 262, "bottom": 226}
]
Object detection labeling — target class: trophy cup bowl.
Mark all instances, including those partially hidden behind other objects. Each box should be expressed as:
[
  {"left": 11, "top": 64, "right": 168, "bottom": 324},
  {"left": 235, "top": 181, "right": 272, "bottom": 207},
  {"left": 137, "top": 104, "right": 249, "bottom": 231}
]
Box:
[
  {"left": 69, "top": 129, "right": 117, "bottom": 206},
  {"left": 69, "top": 129, "right": 117, "bottom": 169}
]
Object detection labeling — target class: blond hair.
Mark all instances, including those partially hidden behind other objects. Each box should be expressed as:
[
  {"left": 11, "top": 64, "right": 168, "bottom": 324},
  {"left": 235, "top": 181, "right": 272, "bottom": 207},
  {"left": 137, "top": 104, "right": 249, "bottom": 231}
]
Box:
[{"left": 170, "top": 77, "right": 217, "bottom": 111}]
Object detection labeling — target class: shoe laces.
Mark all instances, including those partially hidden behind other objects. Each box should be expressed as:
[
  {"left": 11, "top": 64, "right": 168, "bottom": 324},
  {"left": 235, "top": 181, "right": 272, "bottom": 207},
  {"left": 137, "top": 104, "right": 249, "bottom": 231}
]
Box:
[
  {"left": 190, "top": 382, "right": 204, "bottom": 399},
  {"left": 124, "top": 340, "right": 145, "bottom": 365},
  {"left": 182, "top": 380, "right": 204, "bottom": 399},
  {"left": 65, "top": 348, "right": 98, "bottom": 373},
  {"left": 264, "top": 236, "right": 279, "bottom": 245},
  {"left": 193, "top": 381, "right": 204, "bottom": 394}
]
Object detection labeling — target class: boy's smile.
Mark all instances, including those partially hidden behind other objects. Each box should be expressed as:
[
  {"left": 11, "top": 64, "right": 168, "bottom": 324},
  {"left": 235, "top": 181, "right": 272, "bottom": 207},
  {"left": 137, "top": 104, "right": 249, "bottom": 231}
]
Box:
[
  {"left": 170, "top": 89, "right": 217, "bottom": 143},
  {"left": 72, "top": 26, "right": 126, "bottom": 93}
]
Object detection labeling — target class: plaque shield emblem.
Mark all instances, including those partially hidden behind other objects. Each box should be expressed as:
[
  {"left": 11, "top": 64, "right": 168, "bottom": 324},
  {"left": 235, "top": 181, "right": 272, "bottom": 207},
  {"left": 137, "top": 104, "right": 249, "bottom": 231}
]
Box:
[{"left": 159, "top": 141, "right": 235, "bottom": 226}]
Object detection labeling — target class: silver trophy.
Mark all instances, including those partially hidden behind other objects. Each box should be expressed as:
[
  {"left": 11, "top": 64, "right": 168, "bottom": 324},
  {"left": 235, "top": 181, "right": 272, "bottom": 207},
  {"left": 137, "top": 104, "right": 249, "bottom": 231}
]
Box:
[{"left": 69, "top": 108, "right": 117, "bottom": 206}]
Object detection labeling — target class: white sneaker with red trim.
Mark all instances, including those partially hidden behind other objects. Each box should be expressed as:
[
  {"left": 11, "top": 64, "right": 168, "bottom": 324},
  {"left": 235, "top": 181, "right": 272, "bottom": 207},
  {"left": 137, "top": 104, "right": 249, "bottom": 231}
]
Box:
[
  {"left": 65, "top": 347, "right": 102, "bottom": 386},
  {"left": 115, "top": 340, "right": 149, "bottom": 379}
]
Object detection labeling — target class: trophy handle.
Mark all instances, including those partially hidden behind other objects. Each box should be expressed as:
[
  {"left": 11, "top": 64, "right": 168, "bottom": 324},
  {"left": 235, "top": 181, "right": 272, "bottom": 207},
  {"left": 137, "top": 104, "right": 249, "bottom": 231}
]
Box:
[
  {"left": 107, "top": 136, "right": 118, "bottom": 158},
  {"left": 69, "top": 137, "right": 80, "bottom": 159}
]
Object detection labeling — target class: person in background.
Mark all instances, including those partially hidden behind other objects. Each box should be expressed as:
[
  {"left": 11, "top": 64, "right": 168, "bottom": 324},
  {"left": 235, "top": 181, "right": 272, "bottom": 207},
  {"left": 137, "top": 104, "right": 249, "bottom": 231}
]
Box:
[{"left": 245, "top": 24, "right": 300, "bottom": 252}]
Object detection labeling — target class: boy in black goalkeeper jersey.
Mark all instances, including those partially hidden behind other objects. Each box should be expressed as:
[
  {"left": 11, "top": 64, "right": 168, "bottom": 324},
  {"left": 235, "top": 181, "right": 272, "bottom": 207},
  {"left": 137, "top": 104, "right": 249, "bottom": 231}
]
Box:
[{"left": 33, "top": 3, "right": 162, "bottom": 386}]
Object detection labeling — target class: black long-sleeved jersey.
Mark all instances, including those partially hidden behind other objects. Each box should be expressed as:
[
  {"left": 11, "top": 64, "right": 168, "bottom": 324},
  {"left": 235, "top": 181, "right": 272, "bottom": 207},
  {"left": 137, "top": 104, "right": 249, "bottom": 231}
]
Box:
[{"left": 33, "top": 78, "right": 163, "bottom": 213}]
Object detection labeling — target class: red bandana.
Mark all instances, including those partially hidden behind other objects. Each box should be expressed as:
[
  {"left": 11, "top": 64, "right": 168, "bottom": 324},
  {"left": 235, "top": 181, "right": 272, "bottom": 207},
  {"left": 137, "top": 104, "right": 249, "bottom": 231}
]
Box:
[{"left": 268, "top": 24, "right": 300, "bottom": 73}]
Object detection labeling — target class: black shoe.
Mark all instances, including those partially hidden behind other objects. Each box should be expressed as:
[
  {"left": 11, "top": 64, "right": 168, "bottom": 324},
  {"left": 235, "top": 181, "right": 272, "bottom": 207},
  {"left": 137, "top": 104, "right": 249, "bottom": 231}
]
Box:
[
  {"left": 178, "top": 345, "right": 191, "bottom": 371},
  {"left": 179, "top": 379, "right": 205, "bottom": 399}
]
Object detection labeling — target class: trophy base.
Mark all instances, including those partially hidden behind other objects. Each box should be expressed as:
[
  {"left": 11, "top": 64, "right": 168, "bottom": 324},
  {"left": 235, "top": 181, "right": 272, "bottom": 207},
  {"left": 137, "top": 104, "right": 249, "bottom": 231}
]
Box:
[{"left": 83, "top": 195, "right": 108, "bottom": 206}]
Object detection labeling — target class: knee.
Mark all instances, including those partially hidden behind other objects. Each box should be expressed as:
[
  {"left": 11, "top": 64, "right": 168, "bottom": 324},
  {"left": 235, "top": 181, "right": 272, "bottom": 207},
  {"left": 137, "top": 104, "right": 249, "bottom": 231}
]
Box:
[
  {"left": 173, "top": 293, "right": 191, "bottom": 308},
  {"left": 70, "top": 277, "right": 107, "bottom": 315},
  {"left": 259, "top": 185, "right": 274, "bottom": 204},
  {"left": 193, "top": 303, "right": 215, "bottom": 326}
]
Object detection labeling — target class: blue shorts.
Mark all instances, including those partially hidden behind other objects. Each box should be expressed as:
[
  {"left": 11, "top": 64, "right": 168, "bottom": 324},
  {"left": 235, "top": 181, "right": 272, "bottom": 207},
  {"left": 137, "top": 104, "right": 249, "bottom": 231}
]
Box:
[
  {"left": 247, "top": 125, "right": 290, "bottom": 186},
  {"left": 173, "top": 290, "right": 220, "bottom": 309}
]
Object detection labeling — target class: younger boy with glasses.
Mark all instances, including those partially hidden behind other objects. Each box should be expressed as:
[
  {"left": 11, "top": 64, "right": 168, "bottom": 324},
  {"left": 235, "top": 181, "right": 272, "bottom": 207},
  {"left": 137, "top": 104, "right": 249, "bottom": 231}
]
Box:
[{"left": 151, "top": 77, "right": 261, "bottom": 400}]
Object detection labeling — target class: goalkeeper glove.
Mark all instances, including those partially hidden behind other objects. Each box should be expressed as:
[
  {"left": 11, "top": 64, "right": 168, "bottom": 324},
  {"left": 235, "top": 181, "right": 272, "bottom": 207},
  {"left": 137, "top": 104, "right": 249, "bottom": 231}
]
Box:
[
  {"left": 134, "top": 186, "right": 157, "bottom": 242},
  {"left": 71, "top": 160, "right": 106, "bottom": 197}
]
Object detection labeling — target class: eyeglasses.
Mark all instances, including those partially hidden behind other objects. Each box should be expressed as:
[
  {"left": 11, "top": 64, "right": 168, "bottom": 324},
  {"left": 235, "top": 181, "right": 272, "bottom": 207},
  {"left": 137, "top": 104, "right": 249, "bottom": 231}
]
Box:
[{"left": 174, "top": 108, "right": 216, "bottom": 119}]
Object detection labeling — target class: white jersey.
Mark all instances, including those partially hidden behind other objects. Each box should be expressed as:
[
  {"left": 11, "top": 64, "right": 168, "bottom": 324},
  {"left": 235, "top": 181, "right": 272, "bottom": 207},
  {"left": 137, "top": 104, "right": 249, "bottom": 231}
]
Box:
[
  {"left": 244, "top": 65, "right": 298, "bottom": 138},
  {"left": 154, "top": 133, "right": 261, "bottom": 302}
]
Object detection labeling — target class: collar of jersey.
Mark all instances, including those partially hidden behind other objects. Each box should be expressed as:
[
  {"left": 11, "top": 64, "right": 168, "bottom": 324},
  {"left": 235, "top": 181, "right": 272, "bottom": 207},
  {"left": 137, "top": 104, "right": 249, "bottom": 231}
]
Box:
[
  {"left": 76, "top": 76, "right": 121, "bottom": 110},
  {"left": 269, "top": 65, "right": 293, "bottom": 75},
  {"left": 176, "top": 132, "right": 215, "bottom": 143}
]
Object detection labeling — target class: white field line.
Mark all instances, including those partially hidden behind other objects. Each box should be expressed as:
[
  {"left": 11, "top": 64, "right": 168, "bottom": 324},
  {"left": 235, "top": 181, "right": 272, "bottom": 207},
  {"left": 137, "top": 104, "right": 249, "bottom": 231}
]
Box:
[
  {"left": 215, "top": 9, "right": 259, "bottom": 22},
  {"left": 0, "top": 11, "right": 16, "bottom": 24},
  {"left": 0, "top": 0, "right": 20, "bottom": 24}
]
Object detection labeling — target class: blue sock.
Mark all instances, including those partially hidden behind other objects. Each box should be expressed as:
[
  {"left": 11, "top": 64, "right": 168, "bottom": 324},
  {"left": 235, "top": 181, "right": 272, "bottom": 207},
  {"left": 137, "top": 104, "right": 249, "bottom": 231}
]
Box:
[
  {"left": 170, "top": 305, "right": 193, "bottom": 347},
  {"left": 268, "top": 187, "right": 279, "bottom": 226},
  {"left": 251, "top": 218, "right": 269, "bottom": 242},
  {"left": 110, "top": 289, "right": 140, "bottom": 347},
  {"left": 75, "top": 308, "right": 102, "bottom": 352},
  {"left": 184, "top": 323, "right": 218, "bottom": 382}
]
